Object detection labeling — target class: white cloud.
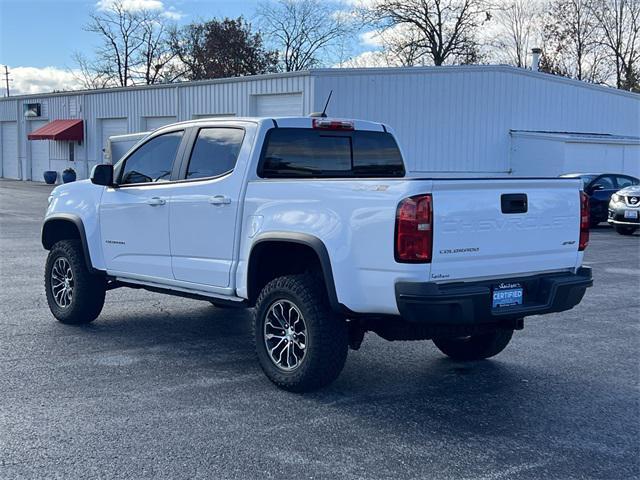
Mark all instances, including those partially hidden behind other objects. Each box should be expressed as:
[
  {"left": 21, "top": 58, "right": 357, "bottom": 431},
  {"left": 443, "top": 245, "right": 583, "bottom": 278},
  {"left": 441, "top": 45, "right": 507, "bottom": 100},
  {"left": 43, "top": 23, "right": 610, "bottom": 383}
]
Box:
[
  {"left": 95, "top": 0, "right": 185, "bottom": 21},
  {"left": 96, "top": 0, "right": 164, "bottom": 11},
  {"left": 342, "top": 0, "right": 381, "bottom": 7},
  {"left": 360, "top": 30, "right": 384, "bottom": 48},
  {"left": 340, "top": 50, "right": 393, "bottom": 68},
  {"left": 8, "top": 66, "right": 83, "bottom": 96},
  {"left": 162, "top": 7, "right": 185, "bottom": 20}
]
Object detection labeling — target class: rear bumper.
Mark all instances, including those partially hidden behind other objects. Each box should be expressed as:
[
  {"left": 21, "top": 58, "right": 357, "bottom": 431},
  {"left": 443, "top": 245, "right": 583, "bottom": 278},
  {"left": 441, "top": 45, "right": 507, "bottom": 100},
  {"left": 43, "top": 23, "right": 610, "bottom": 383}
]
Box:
[{"left": 395, "top": 267, "right": 592, "bottom": 325}]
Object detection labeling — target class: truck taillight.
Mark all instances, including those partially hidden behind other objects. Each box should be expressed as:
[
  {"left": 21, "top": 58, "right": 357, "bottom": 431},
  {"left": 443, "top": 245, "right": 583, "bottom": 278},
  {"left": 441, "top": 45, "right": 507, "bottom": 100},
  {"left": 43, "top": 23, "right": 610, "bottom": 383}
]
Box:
[
  {"left": 395, "top": 194, "right": 433, "bottom": 263},
  {"left": 579, "top": 191, "right": 590, "bottom": 251},
  {"left": 312, "top": 118, "right": 354, "bottom": 130}
]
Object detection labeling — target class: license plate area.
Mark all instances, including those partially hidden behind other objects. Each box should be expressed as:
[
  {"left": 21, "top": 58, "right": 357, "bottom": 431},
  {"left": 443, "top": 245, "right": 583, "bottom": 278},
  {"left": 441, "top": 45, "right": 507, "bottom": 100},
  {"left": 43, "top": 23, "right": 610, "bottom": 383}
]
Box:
[
  {"left": 492, "top": 283, "right": 524, "bottom": 309},
  {"left": 624, "top": 210, "right": 638, "bottom": 219}
]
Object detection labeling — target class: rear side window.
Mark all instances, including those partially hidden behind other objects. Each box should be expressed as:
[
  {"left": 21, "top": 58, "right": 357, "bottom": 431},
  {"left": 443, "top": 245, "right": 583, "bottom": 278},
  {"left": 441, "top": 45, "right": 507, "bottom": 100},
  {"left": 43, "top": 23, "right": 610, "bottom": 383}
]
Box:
[
  {"left": 259, "top": 128, "right": 405, "bottom": 178},
  {"left": 119, "top": 131, "right": 183, "bottom": 185},
  {"left": 186, "top": 128, "right": 245, "bottom": 180},
  {"left": 616, "top": 176, "right": 638, "bottom": 188}
]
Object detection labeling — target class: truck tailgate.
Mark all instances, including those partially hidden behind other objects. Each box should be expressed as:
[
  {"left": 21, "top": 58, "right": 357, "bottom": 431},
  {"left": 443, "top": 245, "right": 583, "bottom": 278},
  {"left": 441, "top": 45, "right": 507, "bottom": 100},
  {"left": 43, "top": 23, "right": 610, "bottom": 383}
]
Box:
[{"left": 430, "top": 179, "right": 582, "bottom": 282}]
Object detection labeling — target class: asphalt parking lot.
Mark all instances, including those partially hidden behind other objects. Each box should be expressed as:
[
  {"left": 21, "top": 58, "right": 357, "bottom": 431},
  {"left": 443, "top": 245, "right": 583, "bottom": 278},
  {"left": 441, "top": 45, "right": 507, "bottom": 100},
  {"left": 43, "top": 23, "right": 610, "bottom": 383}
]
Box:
[{"left": 0, "top": 179, "right": 638, "bottom": 480}]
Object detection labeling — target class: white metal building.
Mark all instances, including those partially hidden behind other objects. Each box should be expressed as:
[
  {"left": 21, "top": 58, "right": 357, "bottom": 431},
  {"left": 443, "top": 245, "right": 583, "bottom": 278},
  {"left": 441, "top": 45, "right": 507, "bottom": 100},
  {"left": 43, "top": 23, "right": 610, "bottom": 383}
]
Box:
[{"left": 0, "top": 65, "right": 638, "bottom": 182}]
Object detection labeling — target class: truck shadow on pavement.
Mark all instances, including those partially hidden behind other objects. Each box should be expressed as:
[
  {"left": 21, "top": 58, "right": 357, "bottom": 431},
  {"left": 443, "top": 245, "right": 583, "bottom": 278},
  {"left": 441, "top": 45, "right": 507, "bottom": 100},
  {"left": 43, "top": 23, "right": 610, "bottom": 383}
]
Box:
[
  {"left": 58, "top": 300, "right": 635, "bottom": 437},
  {"left": 40, "top": 299, "right": 638, "bottom": 477}
]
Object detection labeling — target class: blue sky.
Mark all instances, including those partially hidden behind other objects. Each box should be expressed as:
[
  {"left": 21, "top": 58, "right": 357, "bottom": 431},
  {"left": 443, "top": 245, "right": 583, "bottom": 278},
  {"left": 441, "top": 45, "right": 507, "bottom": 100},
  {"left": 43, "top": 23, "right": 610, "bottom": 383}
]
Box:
[
  {"left": 1, "top": 0, "right": 267, "bottom": 68},
  {"left": 1, "top": 0, "right": 371, "bottom": 95}
]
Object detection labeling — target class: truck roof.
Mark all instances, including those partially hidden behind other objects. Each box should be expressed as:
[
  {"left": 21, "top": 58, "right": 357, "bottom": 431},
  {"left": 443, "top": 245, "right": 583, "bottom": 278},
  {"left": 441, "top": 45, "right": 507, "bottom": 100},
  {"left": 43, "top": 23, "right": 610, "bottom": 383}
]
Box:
[{"left": 166, "top": 116, "right": 387, "bottom": 132}]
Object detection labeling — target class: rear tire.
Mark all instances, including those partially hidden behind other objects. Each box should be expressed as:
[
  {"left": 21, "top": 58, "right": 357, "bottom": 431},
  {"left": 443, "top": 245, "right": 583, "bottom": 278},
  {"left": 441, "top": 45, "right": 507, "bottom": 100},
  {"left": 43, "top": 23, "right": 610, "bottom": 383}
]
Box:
[
  {"left": 45, "top": 240, "right": 106, "bottom": 325},
  {"left": 615, "top": 225, "right": 637, "bottom": 235},
  {"left": 433, "top": 329, "right": 514, "bottom": 361},
  {"left": 254, "top": 273, "right": 348, "bottom": 392}
]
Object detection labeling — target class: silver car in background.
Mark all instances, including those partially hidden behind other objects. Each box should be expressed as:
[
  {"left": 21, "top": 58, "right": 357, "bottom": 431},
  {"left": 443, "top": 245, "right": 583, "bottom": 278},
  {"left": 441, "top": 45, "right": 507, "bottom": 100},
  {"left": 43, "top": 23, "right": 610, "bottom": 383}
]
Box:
[{"left": 608, "top": 185, "right": 640, "bottom": 235}]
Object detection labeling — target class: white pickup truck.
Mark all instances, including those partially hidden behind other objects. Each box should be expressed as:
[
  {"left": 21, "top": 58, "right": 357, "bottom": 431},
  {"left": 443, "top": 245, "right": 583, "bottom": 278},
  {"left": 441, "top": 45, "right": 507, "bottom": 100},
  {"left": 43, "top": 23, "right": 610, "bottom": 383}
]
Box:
[{"left": 42, "top": 116, "right": 593, "bottom": 391}]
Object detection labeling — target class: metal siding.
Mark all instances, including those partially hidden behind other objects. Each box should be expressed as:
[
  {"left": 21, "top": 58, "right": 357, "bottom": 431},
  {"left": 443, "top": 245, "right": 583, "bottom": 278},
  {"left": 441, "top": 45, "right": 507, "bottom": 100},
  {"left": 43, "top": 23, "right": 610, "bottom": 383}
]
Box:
[
  {"left": 1, "top": 67, "right": 638, "bottom": 180},
  {"left": 50, "top": 140, "right": 68, "bottom": 162},
  {"left": 0, "top": 99, "right": 18, "bottom": 121},
  {"left": 623, "top": 145, "right": 640, "bottom": 176},
  {"left": 313, "top": 68, "right": 640, "bottom": 174}
]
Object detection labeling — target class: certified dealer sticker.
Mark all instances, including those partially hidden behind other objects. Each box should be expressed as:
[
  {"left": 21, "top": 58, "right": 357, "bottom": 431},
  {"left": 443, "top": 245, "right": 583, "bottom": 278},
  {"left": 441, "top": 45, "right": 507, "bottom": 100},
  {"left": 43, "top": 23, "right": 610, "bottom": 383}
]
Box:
[{"left": 492, "top": 283, "right": 524, "bottom": 308}]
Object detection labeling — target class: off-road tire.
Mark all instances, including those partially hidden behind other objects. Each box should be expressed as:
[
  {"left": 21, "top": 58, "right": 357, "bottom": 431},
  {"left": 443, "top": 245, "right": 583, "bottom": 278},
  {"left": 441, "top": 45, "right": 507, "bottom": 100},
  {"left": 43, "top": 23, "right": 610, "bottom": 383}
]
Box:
[
  {"left": 254, "top": 273, "right": 348, "bottom": 392},
  {"left": 45, "top": 240, "right": 106, "bottom": 325},
  {"left": 433, "top": 329, "right": 514, "bottom": 361},
  {"left": 615, "top": 225, "right": 637, "bottom": 236}
]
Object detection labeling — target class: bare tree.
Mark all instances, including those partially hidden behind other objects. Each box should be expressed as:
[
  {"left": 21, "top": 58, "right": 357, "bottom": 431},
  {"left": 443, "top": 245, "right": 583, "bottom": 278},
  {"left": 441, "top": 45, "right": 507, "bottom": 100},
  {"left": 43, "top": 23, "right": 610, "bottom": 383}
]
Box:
[
  {"left": 363, "top": 0, "right": 492, "bottom": 66},
  {"left": 493, "top": 0, "right": 538, "bottom": 68},
  {"left": 590, "top": 0, "right": 640, "bottom": 90},
  {"left": 85, "top": 1, "right": 148, "bottom": 86},
  {"left": 134, "top": 11, "right": 177, "bottom": 84},
  {"left": 365, "top": 25, "right": 430, "bottom": 66},
  {"left": 82, "top": 0, "right": 175, "bottom": 87},
  {"left": 257, "top": 0, "right": 353, "bottom": 71},
  {"left": 542, "top": 0, "right": 603, "bottom": 81},
  {"left": 70, "top": 52, "right": 112, "bottom": 89}
]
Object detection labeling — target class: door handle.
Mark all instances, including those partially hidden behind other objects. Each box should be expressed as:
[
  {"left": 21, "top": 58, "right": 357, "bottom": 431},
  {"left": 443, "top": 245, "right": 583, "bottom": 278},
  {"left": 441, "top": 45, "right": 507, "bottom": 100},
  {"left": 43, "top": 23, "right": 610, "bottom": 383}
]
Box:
[
  {"left": 146, "top": 197, "right": 166, "bottom": 206},
  {"left": 209, "top": 195, "right": 231, "bottom": 205}
]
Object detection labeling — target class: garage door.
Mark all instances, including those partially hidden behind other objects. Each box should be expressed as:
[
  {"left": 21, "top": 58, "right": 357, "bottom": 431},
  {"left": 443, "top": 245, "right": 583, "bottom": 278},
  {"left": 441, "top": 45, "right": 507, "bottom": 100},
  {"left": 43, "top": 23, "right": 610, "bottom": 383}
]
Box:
[
  {"left": 100, "top": 118, "right": 127, "bottom": 162},
  {"left": 144, "top": 116, "right": 177, "bottom": 131},
  {"left": 29, "top": 120, "right": 50, "bottom": 181},
  {"left": 1, "top": 122, "right": 18, "bottom": 179},
  {"left": 252, "top": 93, "right": 303, "bottom": 117}
]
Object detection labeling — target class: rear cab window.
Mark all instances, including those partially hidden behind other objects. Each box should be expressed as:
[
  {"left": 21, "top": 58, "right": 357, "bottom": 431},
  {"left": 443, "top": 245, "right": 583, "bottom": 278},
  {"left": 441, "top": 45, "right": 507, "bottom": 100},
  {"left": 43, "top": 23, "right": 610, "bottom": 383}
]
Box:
[{"left": 258, "top": 128, "right": 405, "bottom": 178}]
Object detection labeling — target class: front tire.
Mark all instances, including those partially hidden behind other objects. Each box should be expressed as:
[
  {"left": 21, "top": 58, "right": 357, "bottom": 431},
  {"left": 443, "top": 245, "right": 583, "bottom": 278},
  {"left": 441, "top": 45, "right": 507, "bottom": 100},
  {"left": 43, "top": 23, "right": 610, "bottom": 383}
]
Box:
[
  {"left": 45, "top": 240, "right": 106, "bottom": 325},
  {"left": 433, "top": 329, "right": 514, "bottom": 361},
  {"left": 615, "top": 225, "right": 637, "bottom": 235},
  {"left": 254, "top": 273, "right": 348, "bottom": 392}
]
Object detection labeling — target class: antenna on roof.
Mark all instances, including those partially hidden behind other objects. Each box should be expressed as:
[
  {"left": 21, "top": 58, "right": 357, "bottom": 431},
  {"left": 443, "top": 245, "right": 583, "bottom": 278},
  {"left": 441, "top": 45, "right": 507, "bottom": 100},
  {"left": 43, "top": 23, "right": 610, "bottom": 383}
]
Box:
[{"left": 309, "top": 90, "right": 333, "bottom": 118}]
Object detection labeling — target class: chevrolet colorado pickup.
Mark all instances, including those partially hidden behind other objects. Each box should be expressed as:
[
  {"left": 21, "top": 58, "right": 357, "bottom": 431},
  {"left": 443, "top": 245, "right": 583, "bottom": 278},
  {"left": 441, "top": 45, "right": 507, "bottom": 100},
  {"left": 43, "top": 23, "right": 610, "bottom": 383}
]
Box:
[{"left": 42, "top": 117, "right": 593, "bottom": 391}]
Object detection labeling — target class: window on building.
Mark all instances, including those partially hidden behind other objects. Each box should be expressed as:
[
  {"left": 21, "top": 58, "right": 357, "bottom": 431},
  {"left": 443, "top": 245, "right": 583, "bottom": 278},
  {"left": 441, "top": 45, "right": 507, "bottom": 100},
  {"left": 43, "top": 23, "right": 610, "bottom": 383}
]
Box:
[
  {"left": 68, "top": 142, "right": 74, "bottom": 162},
  {"left": 119, "top": 131, "right": 183, "bottom": 185},
  {"left": 259, "top": 129, "right": 405, "bottom": 178},
  {"left": 186, "top": 128, "right": 245, "bottom": 180}
]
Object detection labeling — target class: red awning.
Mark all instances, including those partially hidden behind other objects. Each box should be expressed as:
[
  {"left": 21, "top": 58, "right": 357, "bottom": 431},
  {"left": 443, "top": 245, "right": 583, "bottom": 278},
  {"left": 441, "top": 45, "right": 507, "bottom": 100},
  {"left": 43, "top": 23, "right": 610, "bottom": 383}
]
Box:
[{"left": 28, "top": 119, "right": 83, "bottom": 141}]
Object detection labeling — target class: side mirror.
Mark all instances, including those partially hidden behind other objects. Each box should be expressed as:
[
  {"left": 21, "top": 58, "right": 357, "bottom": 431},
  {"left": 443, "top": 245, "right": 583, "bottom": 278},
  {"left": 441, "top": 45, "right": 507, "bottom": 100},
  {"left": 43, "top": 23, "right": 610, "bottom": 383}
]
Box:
[{"left": 91, "top": 163, "right": 115, "bottom": 187}]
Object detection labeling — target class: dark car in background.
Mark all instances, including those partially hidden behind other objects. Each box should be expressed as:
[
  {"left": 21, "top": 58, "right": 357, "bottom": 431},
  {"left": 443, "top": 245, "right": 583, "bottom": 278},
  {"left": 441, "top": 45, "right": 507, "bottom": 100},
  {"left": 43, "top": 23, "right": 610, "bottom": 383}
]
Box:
[
  {"left": 608, "top": 185, "right": 640, "bottom": 235},
  {"left": 560, "top": 173, "right": 640, "bottom": 227}
]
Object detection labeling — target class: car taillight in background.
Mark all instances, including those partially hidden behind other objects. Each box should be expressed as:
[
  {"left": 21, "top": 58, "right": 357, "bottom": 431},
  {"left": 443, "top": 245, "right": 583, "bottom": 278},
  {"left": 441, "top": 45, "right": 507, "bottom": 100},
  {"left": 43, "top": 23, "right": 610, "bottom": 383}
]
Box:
[
  {"left": 579, "top": 191, "right": 590, "bottom": 251},
  {"left": 395, "top": 194, "right": 433, "bottom": 263},
  {"left": 312, "top": 118, "right": 354, "bottom": 130}
]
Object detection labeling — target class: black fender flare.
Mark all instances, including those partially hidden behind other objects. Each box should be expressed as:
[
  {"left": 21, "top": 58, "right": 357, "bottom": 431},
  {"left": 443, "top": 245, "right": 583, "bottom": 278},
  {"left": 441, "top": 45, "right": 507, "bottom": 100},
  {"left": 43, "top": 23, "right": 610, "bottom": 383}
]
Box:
[
  {"left": 42, "top": 214, "right": 102, "bottom": 275},
  {"left": 248, "top": 232, "right": 343, "bottom": 313}
]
